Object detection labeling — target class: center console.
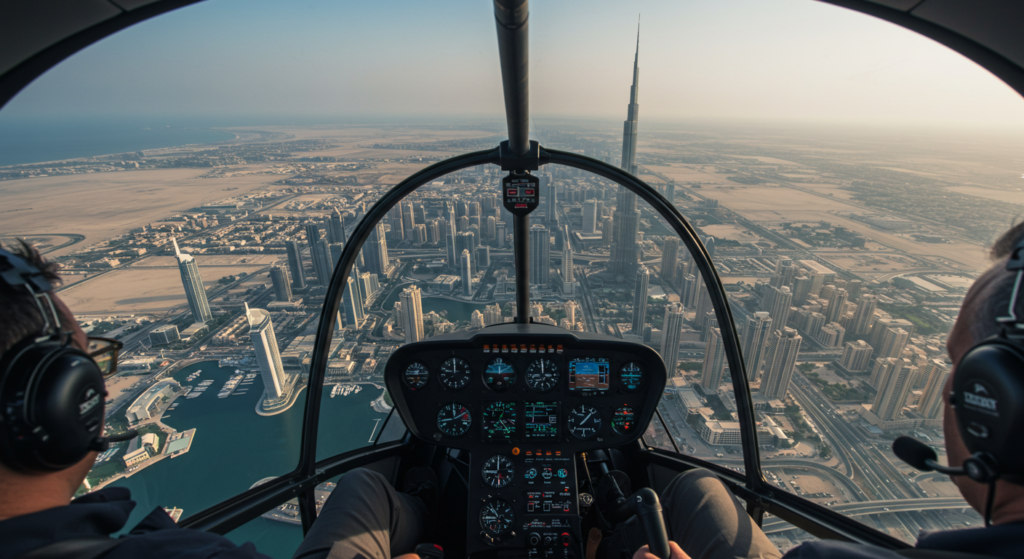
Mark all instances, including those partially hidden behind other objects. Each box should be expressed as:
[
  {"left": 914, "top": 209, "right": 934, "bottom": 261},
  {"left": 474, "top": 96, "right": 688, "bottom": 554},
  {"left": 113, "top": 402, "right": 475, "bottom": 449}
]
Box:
[{"left": 384, "top": 324, "right": 667, "bottom": 558}]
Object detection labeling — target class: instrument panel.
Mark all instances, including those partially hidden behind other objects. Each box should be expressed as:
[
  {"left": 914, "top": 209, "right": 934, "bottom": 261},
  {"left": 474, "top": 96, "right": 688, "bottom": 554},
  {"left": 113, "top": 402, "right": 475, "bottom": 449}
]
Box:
[
  {"left": 385, "top": 324, "right": 667, "bottom": 557},
  {"left": 384, "top": 324, "right": 668, "bottom": 453}
]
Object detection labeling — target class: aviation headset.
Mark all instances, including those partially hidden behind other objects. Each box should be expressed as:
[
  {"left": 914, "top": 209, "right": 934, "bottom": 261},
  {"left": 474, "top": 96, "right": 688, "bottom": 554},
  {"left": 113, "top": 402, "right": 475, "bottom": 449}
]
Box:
[
  {"left": 950, "top": 237, "right": 1024, "bottom": 486},
  {"left": 0, "top": 248, "right": 108, "bottom": 472}
]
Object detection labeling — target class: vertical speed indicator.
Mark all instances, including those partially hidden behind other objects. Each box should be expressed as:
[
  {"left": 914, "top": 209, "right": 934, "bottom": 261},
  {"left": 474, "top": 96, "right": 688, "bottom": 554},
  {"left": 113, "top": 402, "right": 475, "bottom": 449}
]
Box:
[{"left": 437, "top": 403, "right": 472, "bottom": 437}]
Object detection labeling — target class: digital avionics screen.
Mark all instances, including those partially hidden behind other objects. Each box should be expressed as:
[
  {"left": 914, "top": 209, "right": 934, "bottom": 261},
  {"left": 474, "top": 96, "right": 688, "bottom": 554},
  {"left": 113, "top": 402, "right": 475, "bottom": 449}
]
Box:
[
  {"left": 568, "top": 358, "right": 610, "bottom": 393},
  {"left": 524, "top": 402, "right": 558, "bottom": 439}
]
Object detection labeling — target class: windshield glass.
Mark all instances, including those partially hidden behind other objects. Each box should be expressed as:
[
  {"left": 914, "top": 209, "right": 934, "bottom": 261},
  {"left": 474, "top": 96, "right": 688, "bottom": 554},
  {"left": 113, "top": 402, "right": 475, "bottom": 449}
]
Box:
[{"left": 2, "top": 0, "right": 1024, "bottom": 555}]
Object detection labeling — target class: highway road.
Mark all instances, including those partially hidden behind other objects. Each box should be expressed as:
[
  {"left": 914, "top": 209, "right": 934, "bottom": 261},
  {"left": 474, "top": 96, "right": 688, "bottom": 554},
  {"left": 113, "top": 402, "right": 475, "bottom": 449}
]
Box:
[{"left": 761, "top": 497, "right": 970, "bottom": 533}]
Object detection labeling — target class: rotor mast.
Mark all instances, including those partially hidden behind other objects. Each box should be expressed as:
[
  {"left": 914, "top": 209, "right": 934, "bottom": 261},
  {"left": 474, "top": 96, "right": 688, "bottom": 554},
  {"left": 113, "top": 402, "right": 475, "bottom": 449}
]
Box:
[{"left": 494, "top": 0, "right": 533, "bottom": 323}]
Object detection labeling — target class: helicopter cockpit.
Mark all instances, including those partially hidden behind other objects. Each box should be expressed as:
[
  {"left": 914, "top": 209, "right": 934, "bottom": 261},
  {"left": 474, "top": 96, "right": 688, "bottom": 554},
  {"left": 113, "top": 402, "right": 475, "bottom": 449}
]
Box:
[{"left": 3, "top": 1, "right": 1024, "bottom": 558}]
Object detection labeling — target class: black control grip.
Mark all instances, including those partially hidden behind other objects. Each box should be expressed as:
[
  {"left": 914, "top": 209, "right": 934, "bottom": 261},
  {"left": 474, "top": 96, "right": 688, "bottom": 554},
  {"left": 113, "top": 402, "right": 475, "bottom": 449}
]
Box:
[
  {"left": 414, "top": 543, "right": 444, "bottom": 559},
  {"left": 631, "top": 488, "right": 670, "bottom": 559}
]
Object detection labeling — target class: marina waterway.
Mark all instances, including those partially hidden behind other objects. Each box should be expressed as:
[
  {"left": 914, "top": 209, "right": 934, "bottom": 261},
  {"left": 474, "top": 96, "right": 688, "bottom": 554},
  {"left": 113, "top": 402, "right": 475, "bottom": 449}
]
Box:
[
  {"left": 108, "top": 361, "right": 388, "bottom": 558},
  {"left": 381, "top": 288, "right": 489, "bottom": 323}
]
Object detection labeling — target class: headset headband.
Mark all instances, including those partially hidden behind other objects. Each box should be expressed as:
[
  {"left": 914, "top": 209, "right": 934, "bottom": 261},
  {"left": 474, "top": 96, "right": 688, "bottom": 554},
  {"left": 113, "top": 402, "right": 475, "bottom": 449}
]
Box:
[{"left": 0, "top": 248, "right": 62, "bottom": 337}]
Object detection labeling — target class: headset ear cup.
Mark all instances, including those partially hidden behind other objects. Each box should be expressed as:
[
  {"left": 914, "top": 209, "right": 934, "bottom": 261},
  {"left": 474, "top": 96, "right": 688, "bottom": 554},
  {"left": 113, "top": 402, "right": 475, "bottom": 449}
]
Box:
[
  {"left": 0, "top": 339, "right": 105, "bottom": 473},
  {"left": 953, "top": 337, "right": 1024, "bottom": 478},
  {"left": 27, "top": 348, "right": 106, "bottom": 471}
]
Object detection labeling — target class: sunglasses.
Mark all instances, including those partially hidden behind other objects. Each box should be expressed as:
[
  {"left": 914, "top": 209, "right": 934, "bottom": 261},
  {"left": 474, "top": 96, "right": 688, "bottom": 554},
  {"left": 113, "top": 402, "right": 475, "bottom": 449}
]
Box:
[{"left": 86, "top": 337, "right": 123, "bottom": 378}]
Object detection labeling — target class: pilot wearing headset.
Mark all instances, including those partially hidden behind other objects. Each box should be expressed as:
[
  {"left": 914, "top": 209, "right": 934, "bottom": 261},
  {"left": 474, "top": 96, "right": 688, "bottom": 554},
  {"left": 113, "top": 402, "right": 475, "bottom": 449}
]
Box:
[
  {"left": 0, "top": 242, "right": 437, "bottom": 559},
  {"left": 612, "top": 224, "right": 1024, "bottom": 559}
]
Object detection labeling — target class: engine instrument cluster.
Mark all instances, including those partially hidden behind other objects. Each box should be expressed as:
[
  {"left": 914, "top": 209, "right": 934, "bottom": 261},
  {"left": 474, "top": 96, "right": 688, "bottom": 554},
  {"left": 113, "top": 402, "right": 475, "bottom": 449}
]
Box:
[{"left": 384, "top": 324, "right": 668, "bottom": 557}]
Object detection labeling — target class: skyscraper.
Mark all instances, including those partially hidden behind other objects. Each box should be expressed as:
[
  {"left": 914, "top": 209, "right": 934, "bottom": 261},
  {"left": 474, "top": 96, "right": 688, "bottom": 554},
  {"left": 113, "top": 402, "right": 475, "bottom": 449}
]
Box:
[
  {"left": 284, "top": 240, "right": 306, "bottom": 290},
  {"left": 172, "top": 238, "right": 213, "bottom": 323},
  {"left": 328, "top": 207, "right": 346, "bottom": 244},
  {"left": 387, "top": 206, "right": 404, "bottom": 242},
  {"left": 402, "top": 202, "right": 416, "bottom": 240},
  {"left": 561, "top": 225, "right": 576, "bottom": 296},
  {"left": 545, "top": 175, "right": 558, "bottom": 226},
  {"left": 872, "top": 358, "right": 913, "bottom": 421},
  {"left": 445, "top": 202, "right": 458, "bottom": 268},
  {"left": 762, "top": 285, "right": 793, "bottom": 333},
  {"left": 838, "top": 340, "right": 874, "bottom": 373},
  {"left": 305, "top": 223, "right": 332, "bottom": 287},
  {"left": 660, "top": 238, "right": 679, "bottom": 284},
  {"left": 460, "top": 249, "right": 473, "bottom": 297},
  {"left": 879, "top": 327, "right": 910, "bottom": 359},
  {"left": 364, "top": 222, "right": 390, "bottom": 277},
  {"left": 631, "top": 265, "right": 650, "bottom": 334},
  {"left": 825, "top": 287, "right": 849, "bottom": 324},
  {"left": 660, "top": 302, "right": 684, "bottom": 376},
  {"left": 342, "top": 276, "right": 365, "bottom": 329},
  {"left": 400, "top": 285, "right": 424, "bottom": 343},
  {"left": 918, "top": 359, "right": 950, "bottom": 420},
  {"left": 760, "top": 327, "right": 802, "bottom": 399},
  {"left": 700, "top": 327, "right": 727, "bottom": 392},
  {"left": 620, "top": 27, "right": 641, "bottom": 176},
  {"left": 609, "top": 28, "right": 642, "bottom": 279},
  {"left": 529, "top": 224, "right": 550, "bottom": 285},
  {"left": 582, "top": 200, "right": 598, "bottom": 234},
  {"left": 477, "top": 246, "right": 491, "bottom": 269},
  {"left": 791, "top": 275, "right": 812, "bottom": 305},
  {"left": 270, "top": 266, "right": 292, "bottom": 302},
  {"left": 740, "top": 312, "right": 773, "bottom": 381},
  {"left": 851, "top": 294, "right": 877, "bottom": 336},
  {"left": 246, "top": 303, "right": 286, "bottom": 399},
  {"left": 457, "top": 231, "right": 478, "bottom": 274}
]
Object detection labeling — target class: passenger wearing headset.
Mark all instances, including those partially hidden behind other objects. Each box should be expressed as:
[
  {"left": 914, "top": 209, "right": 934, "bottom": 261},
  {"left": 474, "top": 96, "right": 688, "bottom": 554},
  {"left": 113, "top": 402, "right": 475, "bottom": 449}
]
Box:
[
  {"left": 0, "top": 242, "right": 439, "bottom": 559},
  {"left": 607, "top": 224, "right": 1024, "bottom": 559}
]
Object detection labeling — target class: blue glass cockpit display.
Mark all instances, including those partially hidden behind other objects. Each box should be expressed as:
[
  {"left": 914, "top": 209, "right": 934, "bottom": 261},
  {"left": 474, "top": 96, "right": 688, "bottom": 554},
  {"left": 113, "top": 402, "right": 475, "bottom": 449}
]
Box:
[{"left": 568, "top": 358, "right": 610, "bottom": 394}]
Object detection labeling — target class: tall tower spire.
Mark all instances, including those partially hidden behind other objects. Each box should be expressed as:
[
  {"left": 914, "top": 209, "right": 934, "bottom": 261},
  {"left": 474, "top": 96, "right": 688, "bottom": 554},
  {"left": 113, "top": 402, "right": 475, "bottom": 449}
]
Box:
[
  {"left": 609, "top": 21, "right": 643, "bottom": 280},
  {"left": 172, "top": 237, "right": 181, "bottom": 258}
]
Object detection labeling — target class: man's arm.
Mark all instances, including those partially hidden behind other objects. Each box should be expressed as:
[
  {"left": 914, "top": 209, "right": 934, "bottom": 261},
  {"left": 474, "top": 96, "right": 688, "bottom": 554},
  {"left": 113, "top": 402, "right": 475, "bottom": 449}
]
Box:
[{"left": 633, "top": 542, "right": 690, "bottom": 559}]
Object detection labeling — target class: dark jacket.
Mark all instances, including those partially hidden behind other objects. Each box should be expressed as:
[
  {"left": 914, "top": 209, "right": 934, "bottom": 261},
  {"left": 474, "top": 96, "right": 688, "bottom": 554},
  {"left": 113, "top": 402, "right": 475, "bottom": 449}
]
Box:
[
  {"left": 0, "top": 487, "right": 271, "bottom": 559},
  {"left": 784, "top": 522, "right": 1024, "bottom": 559}
]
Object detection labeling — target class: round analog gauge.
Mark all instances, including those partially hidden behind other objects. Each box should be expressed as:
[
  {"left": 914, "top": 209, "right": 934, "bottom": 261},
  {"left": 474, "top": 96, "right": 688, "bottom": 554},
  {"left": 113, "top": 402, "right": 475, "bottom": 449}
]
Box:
[
  {"left": 436, "top": 403, "right": 472, "bottom": 437},
  {"left": 483, "top": 357, "right": 517, "bottom": 392},
  {"left": 482, "top": 401, "right": 517, "bottom": 441},
  {"left": 403, "top": 362, "right": 429, "bottom": 389},
  {"left": 567, "top": 405, "right": 602, "bottom": 440},
  {"left": 619, "top": 362, "right": 645, "bottom": 392},
  {"left": 479, "top": 497, "right": 515, "bottom": 536},
  {"left": 439, "top": 357, "right": 471, "bottom": 390},
  {"left": 611, "top": 406, "right": 637, "bottom": 435},
  {"left": 481, "top": 454, "right": 515, "bottom": 488},
  {"left": 525, "top": 358, "right": 559, "bottom": 393}
]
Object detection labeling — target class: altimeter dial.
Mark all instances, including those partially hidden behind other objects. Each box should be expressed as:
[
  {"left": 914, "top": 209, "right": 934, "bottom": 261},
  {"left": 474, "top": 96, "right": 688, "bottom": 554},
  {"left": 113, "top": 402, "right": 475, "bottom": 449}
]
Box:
[
  {"left": 439, "top": 357, "right": 471, "bottom": 390},
  {"left": 526, "top": 358, "right": 559, "bottom": 393}
]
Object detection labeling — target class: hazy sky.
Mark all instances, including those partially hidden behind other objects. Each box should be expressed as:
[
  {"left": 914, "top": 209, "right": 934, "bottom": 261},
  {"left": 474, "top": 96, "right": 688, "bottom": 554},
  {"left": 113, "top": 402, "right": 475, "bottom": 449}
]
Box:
[{"left": 3, "top": 0, "right": 1024, "bottom": 128}]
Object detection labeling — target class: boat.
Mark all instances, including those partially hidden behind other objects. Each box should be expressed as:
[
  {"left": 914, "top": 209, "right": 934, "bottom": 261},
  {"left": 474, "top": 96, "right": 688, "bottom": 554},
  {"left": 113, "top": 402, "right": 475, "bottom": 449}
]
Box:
[{"left": 218, "top": 374, "right": 244, "bottom": 398}]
